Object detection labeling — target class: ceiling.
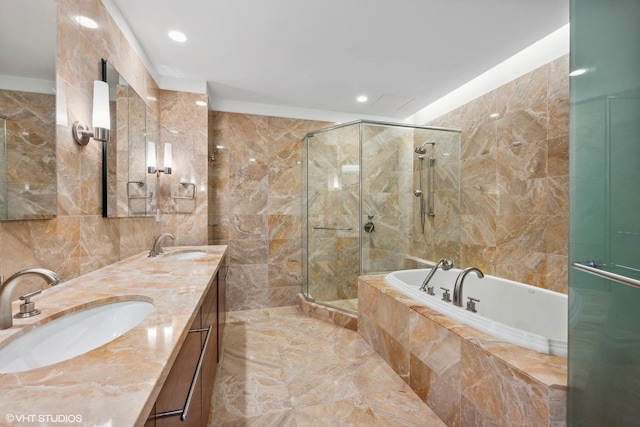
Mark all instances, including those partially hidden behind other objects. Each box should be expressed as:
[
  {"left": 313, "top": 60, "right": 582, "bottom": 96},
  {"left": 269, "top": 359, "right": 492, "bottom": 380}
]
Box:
[{"left": 113, "top": 1, "right": 568, "bottom": 121}]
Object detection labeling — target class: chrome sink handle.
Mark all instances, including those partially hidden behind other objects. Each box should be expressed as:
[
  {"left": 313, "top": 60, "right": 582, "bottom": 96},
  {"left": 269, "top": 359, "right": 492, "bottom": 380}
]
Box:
[
  {"left": 0, "top": 268, "right": 60, "bottom": 329},
  {"left": 15, "top": 290, "right": 43, "bottom": 319}
]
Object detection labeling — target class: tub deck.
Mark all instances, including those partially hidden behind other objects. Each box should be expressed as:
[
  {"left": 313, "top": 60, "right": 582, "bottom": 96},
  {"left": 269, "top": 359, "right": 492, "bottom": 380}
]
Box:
[{"left": 358, "top": 274, "right": 567, "bottom": 427}]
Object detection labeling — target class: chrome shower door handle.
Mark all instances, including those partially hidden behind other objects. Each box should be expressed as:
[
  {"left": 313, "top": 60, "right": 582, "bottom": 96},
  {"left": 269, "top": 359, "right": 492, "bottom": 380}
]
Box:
[
  {"left": 571, "top": 261, "right": 640, "bottom": 290},
  {"left": 312, "top": 226, "right": 353, "bottom": 231}
]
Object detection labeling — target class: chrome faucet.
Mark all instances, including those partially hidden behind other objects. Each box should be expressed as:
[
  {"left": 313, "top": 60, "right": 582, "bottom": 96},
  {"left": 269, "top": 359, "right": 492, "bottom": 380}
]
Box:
[
  {"left": 149, "top": 233, "right": 175, "bottom": 257},
  {"left": 0, "top": 268, "right": 60, "bottom": 329},
  {"left": 419, "top": 258, "right": 453, "bottom": 292},
  {"left": 452, "top": 267, "right": 484, "bottom": 307}
]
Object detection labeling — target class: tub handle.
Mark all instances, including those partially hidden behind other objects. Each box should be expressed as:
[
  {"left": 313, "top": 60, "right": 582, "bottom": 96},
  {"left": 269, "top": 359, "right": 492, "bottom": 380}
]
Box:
[
  {"left": 440, "top": 287, "right": 451, "bottom": 303},
  {"left": 425, "top": 285, "right": 435, "bottom": 296},
  {"left": 466, "top": 297, "right": 480, "bottom": 313}
]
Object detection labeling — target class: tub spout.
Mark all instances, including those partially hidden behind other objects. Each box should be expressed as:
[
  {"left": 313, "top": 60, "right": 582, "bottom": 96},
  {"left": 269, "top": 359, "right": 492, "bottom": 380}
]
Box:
[
  {"left": 453, "top": 267, "right": 484, "bottom": 307},
  {"left": 419, "top": 258, "right": 453, "bottom": 292}
]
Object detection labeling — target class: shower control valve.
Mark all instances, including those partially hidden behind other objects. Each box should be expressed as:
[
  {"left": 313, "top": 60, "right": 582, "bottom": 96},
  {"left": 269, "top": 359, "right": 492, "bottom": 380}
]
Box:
[
  {"left": 440, "top": 287, "right": 451, "bottom": 303},
  {"left": 425, "top": 285, "right": 435, "bottom": 296}
]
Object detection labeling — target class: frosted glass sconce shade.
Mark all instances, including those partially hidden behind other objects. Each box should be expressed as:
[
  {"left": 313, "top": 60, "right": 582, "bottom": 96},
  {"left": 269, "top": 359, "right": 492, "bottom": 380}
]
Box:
[
  {"left": 148, "top": 142, "right": 172, "bottom": 176},
  {"left": 72, "top": 80, "right": 111, "bottom": 145}
]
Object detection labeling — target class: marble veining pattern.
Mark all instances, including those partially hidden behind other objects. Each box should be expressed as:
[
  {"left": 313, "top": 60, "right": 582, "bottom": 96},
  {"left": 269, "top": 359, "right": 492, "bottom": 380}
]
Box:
[
  {"left": 2, "top": 0, "right": 210, "bottom": 301},
  {"left": 208, "top": 112, "right": 330, "bottom": 311},
  {"left": 0, "top": 90, "right": 57, "bottom": 219},
  {"left": 210, "top": 306, "right": 445, "bottom": 426},
  {"left": 428, "top": 54, "right": 569, "bottom": 293},
  {"left": 0, "top": 245, "right": 227, "bottom": 427},
  {"left": 358, "top": 274, "right": 567, "bottom": 427}
]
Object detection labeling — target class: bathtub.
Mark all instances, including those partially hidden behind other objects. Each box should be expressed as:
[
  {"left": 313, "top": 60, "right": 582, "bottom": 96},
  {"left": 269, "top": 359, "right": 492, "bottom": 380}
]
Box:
[{"left": 385, "top": 268, "right": 568, "bottom": 357}]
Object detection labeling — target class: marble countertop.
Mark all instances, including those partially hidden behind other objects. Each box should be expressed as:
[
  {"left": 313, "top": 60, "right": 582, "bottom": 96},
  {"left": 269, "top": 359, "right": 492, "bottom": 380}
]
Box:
[{"left": 0, "top": 245, "right": 227, "bottom": 427}]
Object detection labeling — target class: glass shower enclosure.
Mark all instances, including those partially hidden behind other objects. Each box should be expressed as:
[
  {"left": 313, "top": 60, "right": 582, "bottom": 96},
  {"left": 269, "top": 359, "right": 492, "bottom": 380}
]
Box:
[{"left": 301, "top": 120, "right": 460, "bottom": 313}]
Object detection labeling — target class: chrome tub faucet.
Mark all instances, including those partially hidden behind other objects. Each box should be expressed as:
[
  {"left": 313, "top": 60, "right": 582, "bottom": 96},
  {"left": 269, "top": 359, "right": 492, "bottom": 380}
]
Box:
[
  {"left": 453, "top": 267, "right": 484, "bottom": 307},
  {"left": 419, "top": 258, "right": 453, "bottom": 292},
  {"left": 149, "top": 233, "right": 175, "bottom": 257},
  {"left": 0, "top": 268, "right": 60, "bottom": 329}
]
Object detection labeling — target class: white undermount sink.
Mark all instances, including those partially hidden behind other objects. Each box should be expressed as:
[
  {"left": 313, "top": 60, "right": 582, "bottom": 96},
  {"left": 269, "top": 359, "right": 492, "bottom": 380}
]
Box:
[
  {"left": 161, "top": 250, "right": 206, "bottom": 260},
  {"left": 0, "top": 299, "right": 153, "bottom": 374}
]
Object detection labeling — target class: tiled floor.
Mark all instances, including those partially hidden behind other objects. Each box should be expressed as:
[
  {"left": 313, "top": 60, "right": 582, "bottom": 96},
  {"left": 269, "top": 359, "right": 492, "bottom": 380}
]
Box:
[{"left": 209, "top": 306, "right": 445, "bottom": 426}]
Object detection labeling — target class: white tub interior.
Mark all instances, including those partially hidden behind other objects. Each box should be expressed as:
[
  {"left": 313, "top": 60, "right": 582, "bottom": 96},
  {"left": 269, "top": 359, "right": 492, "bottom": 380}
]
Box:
[{"left": 385, "top": 268, "right": 568, "bottom": 357}]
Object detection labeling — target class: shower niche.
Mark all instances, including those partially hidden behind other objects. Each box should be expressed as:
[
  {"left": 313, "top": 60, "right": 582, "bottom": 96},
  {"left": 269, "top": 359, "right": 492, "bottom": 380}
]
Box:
[{"left": 301, "top": 120, "right": 461, "bottom": 313}]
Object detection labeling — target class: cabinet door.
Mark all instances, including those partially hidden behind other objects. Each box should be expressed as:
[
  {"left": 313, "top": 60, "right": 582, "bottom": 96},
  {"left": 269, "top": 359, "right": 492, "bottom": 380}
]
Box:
[{"left": 154, "top": 315, "right": 203, "bottom": 427}]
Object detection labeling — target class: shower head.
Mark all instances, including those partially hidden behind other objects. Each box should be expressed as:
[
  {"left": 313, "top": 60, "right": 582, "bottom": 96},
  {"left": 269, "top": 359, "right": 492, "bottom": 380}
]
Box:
[{"left": 414, "top": 141, "right": 434, "bottom": 154}]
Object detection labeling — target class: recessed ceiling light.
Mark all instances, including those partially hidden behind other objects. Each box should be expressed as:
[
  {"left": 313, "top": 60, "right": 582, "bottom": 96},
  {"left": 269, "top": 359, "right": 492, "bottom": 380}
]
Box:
[
  {"left": 216, "top": 145, "right": 225, "bottom": 149},
  {"left": 356, "top": 95, "right": 368, "bottom": 103},
  {"left": 169, "top": 130, "right": 179, "bottom": 134},
  {"left": 196, "top": 100, "right": 207, "bottom": 107},
  {"left": 168, "top": 30, "right": 187, "bottom": 43},
  {"left": 489, "top": 113, "right": 500, "bottom": 118},
  {"left": 569, "top": 68, "right": 587, "bottom": 77},
  {"left": 146, "top": 96, "right": 157, "bottom": 102},
  {"left": 74, "top": 16, "right": 98, "bottom": 29}
]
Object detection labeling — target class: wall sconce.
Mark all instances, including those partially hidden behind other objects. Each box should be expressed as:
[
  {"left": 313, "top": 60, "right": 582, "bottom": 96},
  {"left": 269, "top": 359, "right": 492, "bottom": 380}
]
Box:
[
  {"left": 72, "top": 80, "right": 110, "bottom": 146},
  {"left": 147, "top": 141, "right": 173, "bottom": 176}
]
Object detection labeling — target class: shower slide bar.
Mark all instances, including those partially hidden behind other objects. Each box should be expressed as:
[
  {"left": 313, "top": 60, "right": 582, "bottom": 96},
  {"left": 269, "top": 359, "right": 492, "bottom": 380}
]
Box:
[
  {"left": 426, "top": 156, "right": 435, "bottom": 217},
  {"left": 313, "top": 226, "right": 353, "bottom": 231},
  {"left": 572, "top": 261, "right": 640, "bottom": 290}
]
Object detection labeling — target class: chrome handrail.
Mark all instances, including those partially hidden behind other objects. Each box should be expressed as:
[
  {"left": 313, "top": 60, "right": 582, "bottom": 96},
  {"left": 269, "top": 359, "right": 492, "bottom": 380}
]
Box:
[
  {"left": 312, "top": 226, "right": 353, "bottom": 231},
  {"left": 571, "top": 262, "right": 640, "bottom": 290}
]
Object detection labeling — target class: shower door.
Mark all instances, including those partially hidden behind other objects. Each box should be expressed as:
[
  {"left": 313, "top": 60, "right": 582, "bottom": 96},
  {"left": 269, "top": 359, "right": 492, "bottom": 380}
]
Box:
[
  {"left": 568, "top": 0, "right": 640, "bottom": 424},
  {"left": 302, "top": 123, "right": 360, "bottom": 309}
]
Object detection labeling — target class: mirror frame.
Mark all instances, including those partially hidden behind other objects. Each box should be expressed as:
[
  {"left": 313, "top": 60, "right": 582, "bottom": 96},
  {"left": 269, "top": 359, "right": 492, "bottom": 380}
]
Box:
[{"left": 101, "top": 59, "right": 154, "bottom": 218}]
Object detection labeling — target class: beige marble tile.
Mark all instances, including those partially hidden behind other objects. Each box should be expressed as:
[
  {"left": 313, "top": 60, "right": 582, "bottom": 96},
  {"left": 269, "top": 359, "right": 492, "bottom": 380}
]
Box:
[
  {"left": 0, "top": 246, "right": 227, "bottom": 427},
  {"left": 359, "top": 275, "right": 567, "bottom": 427},
  {"left": 213, "top": 306, "right": 441, "bottom": 426},
  {"left": 548, "top": 135, "right": 569, "bottom": 177}
]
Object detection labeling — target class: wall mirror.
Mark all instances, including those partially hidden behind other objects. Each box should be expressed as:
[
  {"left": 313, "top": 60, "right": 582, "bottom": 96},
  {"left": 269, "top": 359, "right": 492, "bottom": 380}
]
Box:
[
  {"left": 0, "top": 0, "right": 57, "bottom": 220},
  {"left": 102, "top": 59, "right": 156, "bottom": 217}
]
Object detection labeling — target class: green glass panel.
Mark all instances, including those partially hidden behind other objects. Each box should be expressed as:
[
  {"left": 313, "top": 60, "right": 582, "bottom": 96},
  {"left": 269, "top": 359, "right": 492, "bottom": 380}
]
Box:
[{"left": 569, "top": 0, "right": 640, "bottom": 425}]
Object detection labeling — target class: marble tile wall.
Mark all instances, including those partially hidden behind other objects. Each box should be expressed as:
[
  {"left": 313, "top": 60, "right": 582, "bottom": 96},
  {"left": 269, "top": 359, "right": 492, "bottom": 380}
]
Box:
[
  {"left": 208, "top": 112, "right": 329, "bottom": 311},
  {"left": 408, "top": 128, "right": 462, "bottom": 266},
  {"left": 0, "top": 0, "right": 207, "bottom": 300},
  {"left": 0, "top": 90, "right": 57, "bottom": 219},
  {"left": 426, "top": 55, "right": 569, "bottom": 293},
  {"left": 358, "top": 275, "right": 567, "bottom": 427},
  {"left": 158, "top": 90, "right": 209, "bottom": 244}
]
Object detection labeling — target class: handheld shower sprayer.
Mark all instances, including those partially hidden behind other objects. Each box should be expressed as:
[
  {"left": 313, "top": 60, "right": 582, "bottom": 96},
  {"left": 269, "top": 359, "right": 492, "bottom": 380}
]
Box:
[{"left": 414, "top": 141, "right": 435, "bottom": 234}]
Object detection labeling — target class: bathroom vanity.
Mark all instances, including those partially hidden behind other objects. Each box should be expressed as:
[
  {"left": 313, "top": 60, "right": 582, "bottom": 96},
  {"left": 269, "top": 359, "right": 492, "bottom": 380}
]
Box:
[{"left": 0, "top": 245, "right": 227, "bottom": 427}]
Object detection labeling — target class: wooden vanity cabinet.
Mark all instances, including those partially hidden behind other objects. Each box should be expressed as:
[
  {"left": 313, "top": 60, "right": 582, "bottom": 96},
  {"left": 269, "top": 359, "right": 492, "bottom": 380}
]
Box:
[{"left": 147, "top": 258, "right": 226, "bottom": 426}]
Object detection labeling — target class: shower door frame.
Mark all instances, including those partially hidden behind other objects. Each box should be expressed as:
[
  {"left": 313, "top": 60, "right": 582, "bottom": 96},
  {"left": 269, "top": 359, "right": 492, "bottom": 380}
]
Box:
[{"left": 301, "top": 119, "right": 461, "bottom": 312}]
